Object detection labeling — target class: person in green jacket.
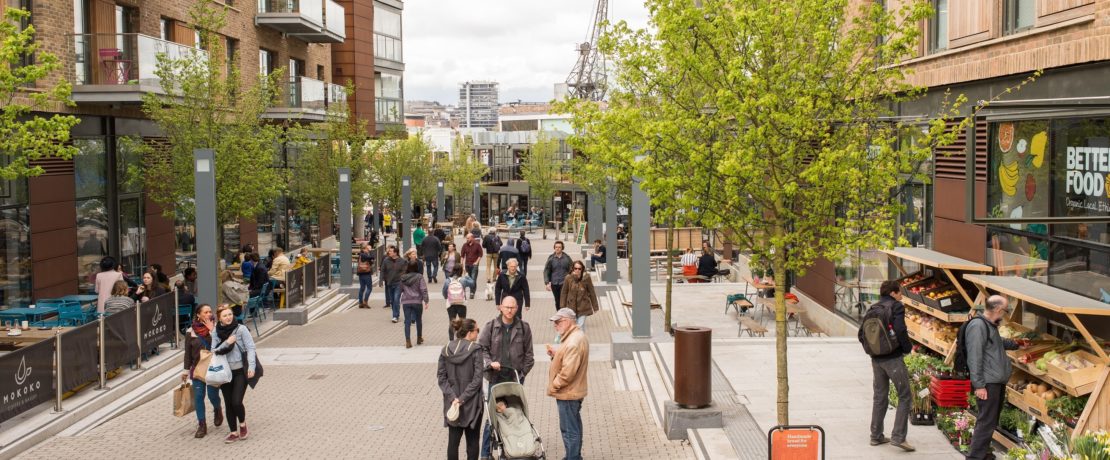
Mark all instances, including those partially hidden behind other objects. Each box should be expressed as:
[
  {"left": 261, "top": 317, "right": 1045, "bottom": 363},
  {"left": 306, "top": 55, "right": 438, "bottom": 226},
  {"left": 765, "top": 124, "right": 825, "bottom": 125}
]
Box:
[{"left": 414, "top": 221, "right": 427, "bottom": 260}]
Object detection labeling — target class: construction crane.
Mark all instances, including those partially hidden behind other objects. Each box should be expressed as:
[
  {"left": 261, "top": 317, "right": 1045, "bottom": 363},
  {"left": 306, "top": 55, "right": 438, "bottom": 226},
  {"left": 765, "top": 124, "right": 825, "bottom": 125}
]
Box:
[{"left": 565, "top": 0, "right": 608, "bottom": 101}]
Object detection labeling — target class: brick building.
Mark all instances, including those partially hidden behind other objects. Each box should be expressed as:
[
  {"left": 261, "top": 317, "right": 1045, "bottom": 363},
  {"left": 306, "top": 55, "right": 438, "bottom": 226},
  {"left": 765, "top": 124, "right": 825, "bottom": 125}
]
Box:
[
  {"left": 795, "top": 0, "right": 1110, "bottom": 320},
  {"left": 0, "top": 0, "right": 403, "bottom": 306}
]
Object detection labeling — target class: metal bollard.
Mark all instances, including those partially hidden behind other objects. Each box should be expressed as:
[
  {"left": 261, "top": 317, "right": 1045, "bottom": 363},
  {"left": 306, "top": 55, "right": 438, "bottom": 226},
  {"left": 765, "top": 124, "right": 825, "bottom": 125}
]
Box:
[
  {"left": 54, "top": 331, "right": 63, "bottom": 413},
  {"left": 673, "top": 326, "right": 712, "bottom": 408},
  {"left": 135, "top": 301, "right": 142, "bottom": 370},
  {"left": 98, "top": 314, "right": 106, "bottom": 390}
]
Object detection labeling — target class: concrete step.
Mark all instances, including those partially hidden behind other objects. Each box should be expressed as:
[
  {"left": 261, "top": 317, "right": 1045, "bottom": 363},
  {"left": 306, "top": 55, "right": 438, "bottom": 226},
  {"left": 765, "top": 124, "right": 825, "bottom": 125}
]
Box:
[
  {"left": 306, "top": 290, "right": 353, "bottom": 323},
  {"left": 689, "top": 428, "right": 740, "bottom": 460},
  {"left": 634, "top": 350, "right": 672, "bottom": 430}
]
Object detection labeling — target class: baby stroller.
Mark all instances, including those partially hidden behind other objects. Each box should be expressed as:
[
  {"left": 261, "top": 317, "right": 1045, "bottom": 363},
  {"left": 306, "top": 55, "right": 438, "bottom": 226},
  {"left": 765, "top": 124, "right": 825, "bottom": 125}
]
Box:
[{"left": 488, "top": 368, "right": 545, "bottom": 459}]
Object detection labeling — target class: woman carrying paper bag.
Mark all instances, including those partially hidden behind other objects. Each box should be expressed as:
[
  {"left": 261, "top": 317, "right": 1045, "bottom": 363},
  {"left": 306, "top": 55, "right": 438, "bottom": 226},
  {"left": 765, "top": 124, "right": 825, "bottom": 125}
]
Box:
[{"left": 181, "top": 304, "right": 223, "bottom": 438}]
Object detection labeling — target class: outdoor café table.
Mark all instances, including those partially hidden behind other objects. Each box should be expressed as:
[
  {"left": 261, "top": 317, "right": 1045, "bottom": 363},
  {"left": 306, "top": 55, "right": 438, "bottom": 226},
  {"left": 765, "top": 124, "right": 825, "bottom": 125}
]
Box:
[
  {"left": 0, "top": 306, "right": 59, "bottom": 323},
  {"left": 60, "top": 294, "right": 98, "bottom": 308},
  {"left": 0, "top": 327, "right": 70, "bottom": 346}
]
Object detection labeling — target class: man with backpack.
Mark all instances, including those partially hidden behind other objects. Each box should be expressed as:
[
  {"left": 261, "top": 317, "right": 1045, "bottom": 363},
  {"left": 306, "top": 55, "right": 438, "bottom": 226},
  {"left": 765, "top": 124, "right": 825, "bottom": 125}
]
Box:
[
  {"left": 858, "top": 280, "right": 915, "bottom": 452},
  {"left": 964, "top": 295, "right": 1025, "bottom": 460},
  {"left": 482, "top": 228, "right": 502, "bottom": 283},
  {"left": 517, "top": 231, "right": 532, "bottom": 276}
]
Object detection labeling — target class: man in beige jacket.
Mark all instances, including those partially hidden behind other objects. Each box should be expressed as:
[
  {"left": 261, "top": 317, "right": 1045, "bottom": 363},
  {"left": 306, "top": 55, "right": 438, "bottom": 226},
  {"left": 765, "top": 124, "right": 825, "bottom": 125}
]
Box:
[{"left": 546, "top": 308, "right": 588, "bottom": 460}]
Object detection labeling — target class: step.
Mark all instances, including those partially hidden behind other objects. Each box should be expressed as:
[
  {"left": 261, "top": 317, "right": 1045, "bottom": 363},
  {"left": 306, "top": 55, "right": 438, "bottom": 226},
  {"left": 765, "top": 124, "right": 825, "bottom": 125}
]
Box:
[
  {"left": 689, "top": 428, "right": 740, "bottom": 460},
  {"left": 634, "top": 350, "right": 672, "bottom": 430}
]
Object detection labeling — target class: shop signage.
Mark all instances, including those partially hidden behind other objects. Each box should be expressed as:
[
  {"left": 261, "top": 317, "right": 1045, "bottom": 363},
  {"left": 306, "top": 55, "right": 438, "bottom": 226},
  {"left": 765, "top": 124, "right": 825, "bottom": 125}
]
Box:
[
  {"left": 0, "top": 339, "right": 53, "bottom": 423},
  {"left": 768, "top": 425, "right": 824, "bottom": 460},
  {"left": 315, "top": 254, "right": 330, "bottom": 289},
  {"left": 140, "top": 292, "right": 175, "bottom": 350},
  {"left": 286, "top": 266, "right": 304, "bottom": 309},
  {"left": 1065, "top": 146, "right": 1110, "bottom": 212},
  {"left": 304, "top": 261, "right": 317, "bottom": 299}
]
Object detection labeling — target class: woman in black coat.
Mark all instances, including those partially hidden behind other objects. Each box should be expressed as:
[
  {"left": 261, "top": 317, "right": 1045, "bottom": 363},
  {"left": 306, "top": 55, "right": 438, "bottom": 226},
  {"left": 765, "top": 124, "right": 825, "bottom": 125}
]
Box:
[{"left": 437, "top": 318, "right": 484, "bottom": 460}]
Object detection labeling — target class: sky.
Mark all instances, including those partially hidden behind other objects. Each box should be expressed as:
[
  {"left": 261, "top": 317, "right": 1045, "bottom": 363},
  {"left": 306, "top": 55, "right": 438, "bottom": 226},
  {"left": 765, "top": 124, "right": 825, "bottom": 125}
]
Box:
[{"left": 402, "top": 0, "right": 651, "bottom": 105}]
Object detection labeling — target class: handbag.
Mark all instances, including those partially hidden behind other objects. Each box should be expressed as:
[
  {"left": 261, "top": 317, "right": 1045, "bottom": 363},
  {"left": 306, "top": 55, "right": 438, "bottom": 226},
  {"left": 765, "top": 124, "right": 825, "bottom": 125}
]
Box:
[
  {"left": 205, "top": 352, "right": 233, "bottom": 387},
  {"left": 446, "top": 400, "right": 461, "bottom": 422},
  {"left": 173, "top": 383, "right": 194, "bottom": 417},
  {"left": 357, "top": 260, "right": 372, "bottom": 274},
  {"left": 193, "top": 336, "right": 213, "bottom": 383},
  {"left": 241, "top": 346, "right": 264, "bottom": 389}
]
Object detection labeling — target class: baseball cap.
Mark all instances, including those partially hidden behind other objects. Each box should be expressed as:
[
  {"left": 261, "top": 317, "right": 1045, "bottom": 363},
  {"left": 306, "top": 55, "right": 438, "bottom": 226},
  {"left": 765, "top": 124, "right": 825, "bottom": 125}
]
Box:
[{"left": 549, "top": 308, "right": 577, "bottom": 322}]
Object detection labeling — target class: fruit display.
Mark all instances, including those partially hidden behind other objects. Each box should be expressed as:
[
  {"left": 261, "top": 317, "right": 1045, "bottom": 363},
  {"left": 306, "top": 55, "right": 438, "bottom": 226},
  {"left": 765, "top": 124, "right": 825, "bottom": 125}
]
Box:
[
  {"left": 906, "top": 310, "right": 957, "bottom": 348},
  {"left": 925, "top": 288, "right": 957, "bottom": 300},
  {"left": 1047, "top": 349, "right": 1105, "bottom": 390},
  {"left": 921, "top": 285, "right": 968, "bottom": 312},
  {"left": 998, "top": 323, "right": 1039, "bottom": 340},
  {"left": 1048, "top": 351, "right": 1097, "bottom": 371},
  {"left": 900, "top": 273, "right": 926, "bottom": 287},
  {"left": 907, "top": 279, "right": 945, "bottom": 295}
]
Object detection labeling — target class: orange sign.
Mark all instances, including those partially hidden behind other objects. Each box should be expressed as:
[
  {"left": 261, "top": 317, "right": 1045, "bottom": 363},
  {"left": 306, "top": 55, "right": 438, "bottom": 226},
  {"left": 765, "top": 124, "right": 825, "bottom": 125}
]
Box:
[{"left": 769, "top": 425, "right": 823, "bottom": 460}]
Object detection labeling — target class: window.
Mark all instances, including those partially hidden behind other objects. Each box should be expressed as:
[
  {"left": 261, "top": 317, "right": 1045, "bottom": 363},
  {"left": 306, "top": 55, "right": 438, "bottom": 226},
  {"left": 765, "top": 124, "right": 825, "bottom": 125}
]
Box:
[
  {"left": 259, "top": 49, "right": 275, "bottom": 76},
  {"left": 373, "top": 5, "right": 402, "bottom": 62},
  {"left": 928, "top": 0, "right": 948, "bottom": 52},
  {"left": 1004, "top": 0, "right": 1035, "bottom": 35},
  {"left": 375, "top": 72, "right": 402, "bottom": 123},
  {"left": 316, "top": 64, "right": 324, "bottom": 80},
  {"left": 159, "top": 18, "right": 171, "bottom": 41},
  {"left": 225, "top": 38, "right": 237, "bottom": 77}
]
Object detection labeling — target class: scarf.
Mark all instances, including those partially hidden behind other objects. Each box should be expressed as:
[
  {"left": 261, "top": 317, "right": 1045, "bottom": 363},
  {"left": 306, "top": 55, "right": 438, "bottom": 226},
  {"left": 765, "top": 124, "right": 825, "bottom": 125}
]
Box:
[
  {"left": 216, "top": 319, "right": 240, "bottom": 343},
  {"left": 192, "top": 320, "right": 210, "bottom": 340}
]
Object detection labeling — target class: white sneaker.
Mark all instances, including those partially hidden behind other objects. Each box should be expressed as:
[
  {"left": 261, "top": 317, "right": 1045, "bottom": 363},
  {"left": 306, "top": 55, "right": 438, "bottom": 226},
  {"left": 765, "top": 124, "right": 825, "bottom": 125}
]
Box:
[{"left": 391, "top": 317, "right": 398, "bottom": 323}]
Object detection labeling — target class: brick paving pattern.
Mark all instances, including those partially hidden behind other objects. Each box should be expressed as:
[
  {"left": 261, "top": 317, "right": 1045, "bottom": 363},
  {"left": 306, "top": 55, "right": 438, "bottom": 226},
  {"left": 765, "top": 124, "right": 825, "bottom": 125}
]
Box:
[{"left": 16, "top": 235, "right": 694, "bottom": 460}]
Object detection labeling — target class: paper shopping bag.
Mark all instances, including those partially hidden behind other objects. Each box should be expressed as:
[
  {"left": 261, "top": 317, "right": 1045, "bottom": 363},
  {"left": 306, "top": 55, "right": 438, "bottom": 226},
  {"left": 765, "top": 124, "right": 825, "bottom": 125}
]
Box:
[{"left": 173, "top": 383, "right": 194, "bottom": 417}]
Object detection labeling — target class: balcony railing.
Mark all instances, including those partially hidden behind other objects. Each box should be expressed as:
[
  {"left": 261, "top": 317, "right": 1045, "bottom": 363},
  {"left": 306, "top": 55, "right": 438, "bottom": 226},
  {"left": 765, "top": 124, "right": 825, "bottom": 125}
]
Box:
[
  {"left": 70, "top": 34, "right": 206, "bottom": 103},
  {"left": 288, "top": 76, "right": 327, "bottom": 110},
  {"left": 256, "top": 0, "right": 344, "bottom": 43},
  {"left": 327, "top": 83, "right": 347, "bottom": 105},
  {"left": 265, "top": 76, "right": 349, "bottom": 121},
  {"left": 485, "top": 162, "right": 574, "bottom": 184}
]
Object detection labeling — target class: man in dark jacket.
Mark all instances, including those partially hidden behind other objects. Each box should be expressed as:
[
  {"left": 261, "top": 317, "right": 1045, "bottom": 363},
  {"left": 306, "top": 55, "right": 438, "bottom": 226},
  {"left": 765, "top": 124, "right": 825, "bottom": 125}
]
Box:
[
  {"left": 477, "top": 296, "right": 534, "bottom": 459},
  {"left": 494, "top": 259, "right": 530, "bottom": 319},
  {"left": 420, "top": 231, "right": 443, "bottom": 284},
  {"left": 461, "top": 233, "right": 484, "bottom": 297},
  {"left": 482, "top": 229, "right": 502, "bottom": 283},
  {"left": 516, "top": 231, "right": 532, "bottom": 276},
  {"left": 378, "top": 245, "right": 406, "bottom": 323},
  {"left": 543, "top": 241, "right": 572, "bottom": 309},
  {"left": 966, "top": 295, "right": 1024, "bottom": 460},
  {"left": 858, "top": 280, "right": 915, "bottom": 452},
  {"left": 498, "top": 237, "right": 521, "bottom": 271}
]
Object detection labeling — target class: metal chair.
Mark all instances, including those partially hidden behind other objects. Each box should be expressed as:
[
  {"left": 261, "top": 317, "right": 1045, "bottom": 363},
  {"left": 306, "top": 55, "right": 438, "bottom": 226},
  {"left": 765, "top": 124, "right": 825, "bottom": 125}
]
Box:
[
  {"left": 240, "top": 296, "right": 263, "bottom": 335},
  {"left": 33, "top": 302, "right": 85, "bottom": 327}
]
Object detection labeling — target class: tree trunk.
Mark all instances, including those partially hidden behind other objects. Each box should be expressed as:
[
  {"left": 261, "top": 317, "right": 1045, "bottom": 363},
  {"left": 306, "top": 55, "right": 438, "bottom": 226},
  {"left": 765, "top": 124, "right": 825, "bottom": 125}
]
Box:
[
  {"left": 664, "top": 219, "right": 675, "bottom": 333},
  {"left": 773, "top": 247, "right": 790, "bottom": 426}
]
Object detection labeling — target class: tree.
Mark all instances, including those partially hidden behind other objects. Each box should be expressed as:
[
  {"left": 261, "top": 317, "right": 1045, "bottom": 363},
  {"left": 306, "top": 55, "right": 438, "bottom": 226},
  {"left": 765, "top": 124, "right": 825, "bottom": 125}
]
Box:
[
  {"left": 0, "top": 6, "right": 79, "bottom": 179},
  {"left": 289, "top": 86, "right": 377, "bottom": 230},
  {"left": 557, "top": 0, "right": 1032, "bottom": 425},
  {"left": 131, "top": 1, "right": 286, "bottom": 251},
  {"left": 370, "top": 132, "right": 435, "bottom": 221},
  {"left": 520, "top": 133, "right": 560, "bottom": 238},
  {"left": 442, "top": 133, "right": 489, "bottom": 218}
]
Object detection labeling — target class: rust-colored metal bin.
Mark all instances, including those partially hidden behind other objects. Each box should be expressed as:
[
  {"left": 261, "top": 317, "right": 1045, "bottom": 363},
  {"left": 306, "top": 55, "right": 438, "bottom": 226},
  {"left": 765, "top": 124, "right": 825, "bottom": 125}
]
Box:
[{"left": 673, "top": 326, "right": 712, "bottom": 408}]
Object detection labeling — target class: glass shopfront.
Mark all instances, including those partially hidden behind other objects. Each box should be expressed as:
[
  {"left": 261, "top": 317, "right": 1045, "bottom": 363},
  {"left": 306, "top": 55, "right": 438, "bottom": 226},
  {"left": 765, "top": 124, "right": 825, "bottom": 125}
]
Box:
[
  {"left": 0, "top": 175, "right": 30, "bottom": 308},
  {"left": 986, "top": 117, "right": 1110, "bottom": 302},
  {"left": 75, "top": 138, "right": 109, "bottom": 292}
]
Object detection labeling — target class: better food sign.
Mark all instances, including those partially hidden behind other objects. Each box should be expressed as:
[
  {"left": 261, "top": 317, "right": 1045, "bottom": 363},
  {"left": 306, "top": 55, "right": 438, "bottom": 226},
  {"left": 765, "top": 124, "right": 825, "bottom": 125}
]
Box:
[{"left": 1065, "top": 146, "right": 1110, "bottom": 212}]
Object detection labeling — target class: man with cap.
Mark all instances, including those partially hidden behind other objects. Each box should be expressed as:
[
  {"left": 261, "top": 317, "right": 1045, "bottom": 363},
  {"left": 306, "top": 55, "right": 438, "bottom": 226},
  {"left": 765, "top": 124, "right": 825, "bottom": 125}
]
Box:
[
  {"left": 547, "top": 308, "right": 589, "bottom": 460},
  {"left": 477, "top": 296, "right": 534, "bottom": 460}
]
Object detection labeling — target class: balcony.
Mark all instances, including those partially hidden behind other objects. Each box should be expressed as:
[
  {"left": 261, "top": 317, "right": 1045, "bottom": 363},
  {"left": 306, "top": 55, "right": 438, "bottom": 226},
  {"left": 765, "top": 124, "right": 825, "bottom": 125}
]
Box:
[
  {"left": 70, "top": 34, "right": 206, "bottom": 104},
  {"left": 484, "top": 162, "right": 574, "bottom": 185},
  {"left": 256, "top": 0, "right": 345, "bottom": 43},
  {"left": 263, "top": 76, "right": 347, "bottom": 122}
]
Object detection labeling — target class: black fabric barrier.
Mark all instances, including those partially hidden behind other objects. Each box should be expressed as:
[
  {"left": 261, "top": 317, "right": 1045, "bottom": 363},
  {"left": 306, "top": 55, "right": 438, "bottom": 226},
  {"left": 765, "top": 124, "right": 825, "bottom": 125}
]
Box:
[
  {"left": 140, "top": 292, "right": 176, "bottom": 350},
  {"left": 0, "top": 338, "right": 55, "bottom": 423},
  {"left": 286, "top": 266, "right": 304, "bottom": 308},
  {"left": 304, "top": 261, "right": 317, "bottom": 299},
  {"left": 316, "top": 254, "right": 330, "bottom": 288},
  {"left": 103, "top": 307, "right": 139, "bottom": 371},
  {"left": 60, "top": 321, "right": 99, "bottom": 393}
]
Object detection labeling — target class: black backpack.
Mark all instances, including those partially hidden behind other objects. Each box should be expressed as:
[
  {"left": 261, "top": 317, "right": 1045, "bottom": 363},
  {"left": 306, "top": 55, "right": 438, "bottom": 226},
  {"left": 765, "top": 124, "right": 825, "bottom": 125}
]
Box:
[
  {"left": 953, "top": 316, "right": 988, "bottom": 377},
  {"left": 859, "top": 299, "right": 899, "bottom": 356}
]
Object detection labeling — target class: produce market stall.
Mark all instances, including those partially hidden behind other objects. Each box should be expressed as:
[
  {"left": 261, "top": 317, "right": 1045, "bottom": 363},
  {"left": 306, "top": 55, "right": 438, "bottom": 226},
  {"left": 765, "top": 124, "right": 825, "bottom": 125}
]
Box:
[
  {"left": 881, "top": 247, "right": 993, "bottom": 361},
  {"left": 964, "top": 274, "right": 1110, "bottom": 443}
]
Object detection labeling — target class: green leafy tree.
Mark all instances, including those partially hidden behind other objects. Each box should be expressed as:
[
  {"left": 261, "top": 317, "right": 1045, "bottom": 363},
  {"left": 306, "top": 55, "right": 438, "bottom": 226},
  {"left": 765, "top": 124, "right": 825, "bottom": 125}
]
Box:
[
  {"left": 289, "top": 87, "right": 378, "bottom": 230},
  {"left": 370, "top": 132, "right": 435, "bottom": 221},
  {"left": 557, "top": 0, "right": 1033, "bottom": 424},
  {"left": 442, "top": 133, "right": 489, "bottom": 218},
  {"left": 0, "top": 7, "right": 79, "bottom": 179},
  {"left": 132, "top": 1, "right": 285, "bottom": 249},
  {"left": 520, "top": 133, "right": 560, "bottom": 238}
]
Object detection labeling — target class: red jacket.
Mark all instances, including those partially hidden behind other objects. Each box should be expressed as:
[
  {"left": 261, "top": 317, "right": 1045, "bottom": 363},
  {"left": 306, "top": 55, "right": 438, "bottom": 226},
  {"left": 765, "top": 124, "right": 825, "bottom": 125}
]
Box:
[{"left": 461, "top": 240, "right": 484, "bottom": 266}]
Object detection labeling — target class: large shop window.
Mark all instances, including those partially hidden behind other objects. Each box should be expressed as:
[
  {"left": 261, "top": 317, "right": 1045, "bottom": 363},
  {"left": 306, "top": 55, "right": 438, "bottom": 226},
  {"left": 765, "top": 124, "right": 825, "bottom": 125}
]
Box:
[
  {"left": 987, "top": 118, "right": 1110, "bottom": 302},
  {"left": 75, "top": 139, "right": 108, "bottom": 292},
  {"left": 0, "top": 174, "right": 30, "bottom": 308}
]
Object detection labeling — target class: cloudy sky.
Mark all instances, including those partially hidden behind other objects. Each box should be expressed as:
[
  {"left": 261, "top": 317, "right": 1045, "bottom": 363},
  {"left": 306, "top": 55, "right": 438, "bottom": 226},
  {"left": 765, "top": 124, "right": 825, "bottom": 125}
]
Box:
[{"left": 403, "top": 1, "right": 651, "bottom": 105}]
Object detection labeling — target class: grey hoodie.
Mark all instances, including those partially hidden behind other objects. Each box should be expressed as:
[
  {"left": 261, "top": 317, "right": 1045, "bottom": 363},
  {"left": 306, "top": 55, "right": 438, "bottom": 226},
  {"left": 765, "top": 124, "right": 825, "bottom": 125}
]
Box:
[
  {"left": 965, "top": 316, "right": 1019, "bottom": 389},
  {"left": 437, "top": 339, "right": 484, "bottom": 428},
  {"left": 399, "top": 272, "right": 429, "bottom": 305}
]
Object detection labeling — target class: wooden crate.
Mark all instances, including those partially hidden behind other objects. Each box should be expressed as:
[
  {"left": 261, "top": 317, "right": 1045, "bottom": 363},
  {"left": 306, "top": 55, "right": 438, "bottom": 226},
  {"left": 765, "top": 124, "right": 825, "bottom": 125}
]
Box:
[
  {"left": 1046, "top": 350, "right": 1105, "bottom": 391},
  {"left": 1023, "top": 387, "right": 1051, "bottom": 419}
]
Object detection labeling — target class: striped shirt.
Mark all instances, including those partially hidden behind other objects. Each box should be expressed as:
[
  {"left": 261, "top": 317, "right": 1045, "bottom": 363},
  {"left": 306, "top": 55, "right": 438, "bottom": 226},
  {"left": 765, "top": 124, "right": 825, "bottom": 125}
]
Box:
[{"left": 680, "top": 253, "right": 699, "bottom": 266}]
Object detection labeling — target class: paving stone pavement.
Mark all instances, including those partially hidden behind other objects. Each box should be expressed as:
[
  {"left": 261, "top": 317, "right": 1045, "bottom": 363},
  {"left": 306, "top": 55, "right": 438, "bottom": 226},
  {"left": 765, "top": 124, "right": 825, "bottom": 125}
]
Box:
[{"left": 16, "top": 234, "right": 694, "bottom": 460}]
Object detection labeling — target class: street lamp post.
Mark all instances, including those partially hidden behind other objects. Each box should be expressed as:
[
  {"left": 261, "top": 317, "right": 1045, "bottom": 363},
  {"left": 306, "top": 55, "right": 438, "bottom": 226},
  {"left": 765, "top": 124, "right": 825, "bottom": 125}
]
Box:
[
  {"left": 437, "top": 180, "right": 445, "bottom": 223},
  {"left": 553, "top": 196, "right": 563, "bottom": 241},
  {"left": 194, "top": 149, "right": 217, "bottom": 306},
  {"left": 401, "top": 176, "right": 412, "bottom": 252},
  {"left": 338, "top": 168, "right": 352, "bottom": 287}
]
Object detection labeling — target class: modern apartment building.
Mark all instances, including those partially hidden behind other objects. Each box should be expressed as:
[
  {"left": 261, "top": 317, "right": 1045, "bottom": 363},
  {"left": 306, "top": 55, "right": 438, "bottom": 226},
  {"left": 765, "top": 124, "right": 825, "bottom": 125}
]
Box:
[
  {"left": 331, "top": 0, "right": 404, "bottom": 134},
  {"left": 468, "top": 129, "right": 584, "bottom": 225},
  {"left": 797, "top": 0, "right": 1110, "bottom": 318},
  {"left": 456, "top": 81, "right": 499, "bottom": 129},
  {"left": 0, "top": 0, "right": 393, "bottom": 306}
]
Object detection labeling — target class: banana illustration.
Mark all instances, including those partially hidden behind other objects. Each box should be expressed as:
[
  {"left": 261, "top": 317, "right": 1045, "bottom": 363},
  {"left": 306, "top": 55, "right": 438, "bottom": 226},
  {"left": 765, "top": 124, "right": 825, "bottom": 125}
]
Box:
[
  {"left": 1030, "top": 131, "right": 1047, "bottom": 168},
  {"left": 999, "top": 161, "right": 1019, "bottom": 196}
]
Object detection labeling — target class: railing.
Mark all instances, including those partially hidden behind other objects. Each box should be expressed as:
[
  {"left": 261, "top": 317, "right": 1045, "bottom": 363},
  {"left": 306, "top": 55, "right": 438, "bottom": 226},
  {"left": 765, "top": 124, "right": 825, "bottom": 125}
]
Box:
[
  {"left": 486, "top": 161, "right": 574, "bottom": 183},
  {"left": 284, "top": 253, "right": 331, "bottom": 309},
  {"left": 327, "top": 83, "right": 347, "bottom": 105},
  {"left": 72, "top": 33, "right": 205, "bottom": 86},
  {"left": 288, "top": 76, "right": 328, "bottom": 110},
  {"left": 0, "top": 291, "right": 177, "bottom": 424},
  {"left": 325, "top": 0, "right": 345, "bottom": 37},
  {"left": 259, "top": 0, "right": 324, "bottom": 25}
]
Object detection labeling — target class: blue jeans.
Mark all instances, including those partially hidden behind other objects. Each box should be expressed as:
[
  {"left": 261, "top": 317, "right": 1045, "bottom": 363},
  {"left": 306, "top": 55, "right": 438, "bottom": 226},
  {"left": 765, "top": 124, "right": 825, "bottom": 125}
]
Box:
[
  {"left": 425, "top": 258, "right": 439, "bottom": 281},
  {"left": 481, "top": 375, "right": 526, "bottom": 458},
  {"left": 358, "top": 274, "right": 373, "bottom": 303},
  {"left": 192, "top": 378, "right": 222, "bottom": 422},
  {"left": 402, "top": 304, "right": 423, "bottom": 340},
  {"left": 386, "top": 284, "right": 401, "bottom": 318},
  {"left": 557, "top": 399, "right": 584, "bottom": 460}
]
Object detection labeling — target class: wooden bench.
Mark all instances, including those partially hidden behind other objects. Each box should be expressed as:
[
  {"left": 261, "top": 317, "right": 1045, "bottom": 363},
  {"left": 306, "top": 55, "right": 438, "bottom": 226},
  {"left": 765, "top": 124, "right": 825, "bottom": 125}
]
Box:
[
  {"left": 796, "top": 313, "right": 827, "bottom": 337},
  {"left": 738, "top": 316, "right": 768, "bottom": 337}
]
